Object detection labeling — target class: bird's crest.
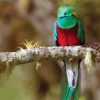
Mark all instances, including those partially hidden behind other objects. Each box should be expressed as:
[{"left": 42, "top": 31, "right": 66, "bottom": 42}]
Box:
[{"left": 57, "top": 4, "right": 74, "bottom": 18}]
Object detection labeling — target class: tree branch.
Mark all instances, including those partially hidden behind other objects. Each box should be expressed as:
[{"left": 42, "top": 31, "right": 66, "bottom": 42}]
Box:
[{"left": 0, "top": 46, "right": 99, "bottom": 71}]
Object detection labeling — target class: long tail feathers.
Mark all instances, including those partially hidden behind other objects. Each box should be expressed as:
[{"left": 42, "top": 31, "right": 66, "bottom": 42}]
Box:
[
  {"left": 61, "top": 60, "right": 81, "bottom": 100},
  {"left": 61, "top": 74, "right": 76, "bottom": 100},
  {"left": 63, "top": 86, "right": 75, "bottom": 100},
  {"left": 62, "top": 84, "right": 80, "bottom": 100}
]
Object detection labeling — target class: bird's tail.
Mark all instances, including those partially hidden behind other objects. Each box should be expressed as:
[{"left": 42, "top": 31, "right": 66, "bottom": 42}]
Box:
[
  {"left": 61, "top": 60, "right": 80, "bottom": 100},
  {"left": 63, "top": 86, "right": 75, "bottom": 100},
  {"left": 61, "top": 76, "right": 80, "bottom": 100}
]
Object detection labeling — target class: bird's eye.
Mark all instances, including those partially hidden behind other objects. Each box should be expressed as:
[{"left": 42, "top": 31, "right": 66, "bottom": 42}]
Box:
[{"left": 64, "top": 12, "right": 66, "bottom": 15}]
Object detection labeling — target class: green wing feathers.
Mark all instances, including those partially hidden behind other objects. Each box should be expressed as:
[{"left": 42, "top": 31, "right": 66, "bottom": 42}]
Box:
[{"left": 78, "top": 19, "right": 85, "bottom": 44}]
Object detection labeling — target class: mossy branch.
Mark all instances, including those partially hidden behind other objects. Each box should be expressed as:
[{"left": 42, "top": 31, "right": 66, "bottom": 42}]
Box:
[{"left": 0, "top": 46, "right": 99, "bottom": 72}]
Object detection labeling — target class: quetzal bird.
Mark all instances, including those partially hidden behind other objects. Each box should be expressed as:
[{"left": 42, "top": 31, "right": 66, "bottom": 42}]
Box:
[{"left": 53, "top": 5, "right": 85, "bottom": 100}]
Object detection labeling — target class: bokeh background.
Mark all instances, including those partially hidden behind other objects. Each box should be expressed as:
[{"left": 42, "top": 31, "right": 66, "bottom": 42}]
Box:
[{"left": 0, "top": 0, "right": 100, "bottom": 100}]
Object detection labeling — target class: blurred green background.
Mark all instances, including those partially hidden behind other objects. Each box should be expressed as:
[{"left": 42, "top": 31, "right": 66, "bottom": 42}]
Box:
[{"left": 0, "top": 0, "right": 100, "bottom": 100}]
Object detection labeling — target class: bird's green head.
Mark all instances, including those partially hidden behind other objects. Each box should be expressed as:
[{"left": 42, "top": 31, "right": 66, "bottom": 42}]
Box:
[{"left": 57, "top": 5, "right": 74, "bottom": 18}]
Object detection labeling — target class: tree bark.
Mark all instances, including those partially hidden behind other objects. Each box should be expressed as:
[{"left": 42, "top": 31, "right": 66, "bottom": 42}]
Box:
[{"left": 0, "top": 46, "right": 99, "bottom": 71}]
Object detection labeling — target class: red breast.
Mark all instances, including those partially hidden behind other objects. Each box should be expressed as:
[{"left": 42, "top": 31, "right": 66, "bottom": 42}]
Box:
[{"left": 56, "top": 23, "right": 80, "bottom": 46}]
